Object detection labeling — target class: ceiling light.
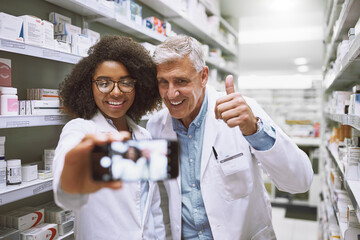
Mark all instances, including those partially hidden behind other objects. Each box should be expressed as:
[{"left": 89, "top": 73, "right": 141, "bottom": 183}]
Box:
[
  {"left": 294, "top": 57, "right": 308, "bottom": 65},
  {"left": 297, "top": 65, "right": 309, "bottom": 73}
]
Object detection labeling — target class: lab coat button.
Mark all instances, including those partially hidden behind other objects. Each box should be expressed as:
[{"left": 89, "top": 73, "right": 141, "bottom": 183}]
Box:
[{"left": 189, "top": 159, "right": 193, "bottom": 163}]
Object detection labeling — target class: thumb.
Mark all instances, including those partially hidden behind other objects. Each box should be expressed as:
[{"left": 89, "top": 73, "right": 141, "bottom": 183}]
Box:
[{"left": 225, "top": 75, "right": 235, "bottom": 95}]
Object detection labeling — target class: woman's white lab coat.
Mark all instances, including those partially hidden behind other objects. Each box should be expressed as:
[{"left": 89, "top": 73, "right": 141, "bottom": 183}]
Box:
[
  {"left": 53, "top": 111, "right": 166, "bottom": 240},
  {"left": 147, "top": 86, "right": 313, "bottom": 240}
]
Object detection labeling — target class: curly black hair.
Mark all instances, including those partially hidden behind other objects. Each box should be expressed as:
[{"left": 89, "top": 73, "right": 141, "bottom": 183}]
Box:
[{"left": 59, "top": 35, "right": 162, "bottom": 122}]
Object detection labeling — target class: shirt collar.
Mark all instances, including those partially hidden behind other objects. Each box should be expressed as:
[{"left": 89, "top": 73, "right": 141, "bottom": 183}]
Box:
[{"left": 172, "top": 89, "right": 208, "bottom": 132}]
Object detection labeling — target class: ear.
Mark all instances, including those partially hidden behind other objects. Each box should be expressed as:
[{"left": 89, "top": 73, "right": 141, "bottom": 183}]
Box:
[{"left": 201, "top": 66, "right": 209, "bottom": 87}]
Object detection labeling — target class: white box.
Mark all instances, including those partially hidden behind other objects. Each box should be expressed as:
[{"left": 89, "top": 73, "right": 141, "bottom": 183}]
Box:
[
  {"left": 49, "top": 12, "right": 71, "bottom": 25},
  {"left": 54, "top": 23, "right": 81, "bottom": 43},
  {"left": 54, "top": 40, "right": 71, "bottom": 53},
  {"left": 27, "top": 88, "right": 59, "bottom": 101},
  {"left": 71, "top": 34, "right": 91, "bottom": 56},
  {"left": 12, "top": 207, "right": 44, "bottom": 231},
  {"left": 48, "top": 207, "right": 73, "bottom": 224},
  {"left": 38, "top": 170, "right": 52, "bottom": 180},
  {"left": 19, "top": 15, "right": 44, "bottom": 47},
  {"left": 0, "top": 12, "right": 24, "bottom": 42},
  {"left": 30, "top": 100, "right": 61, "bottom": 115},
  {"left": 20, "top": 223, "right": 58, "bottom": 240},
  {"left": 58, "top": 218, "right": 74, "bottom": 236},
  {"left": 21, "top": 164, "right": 38, "bottom": 182},
  {"left": 42, "top": 20, "right": 54, "bottom": 49},
  {"left": 82, "top": 28, "right": 100, "bottom": 45}
]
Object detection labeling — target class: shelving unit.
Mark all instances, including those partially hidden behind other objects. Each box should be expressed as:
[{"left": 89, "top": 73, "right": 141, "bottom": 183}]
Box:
[{"left": 0, "top": 115, "right": 69, "bottom": 129}]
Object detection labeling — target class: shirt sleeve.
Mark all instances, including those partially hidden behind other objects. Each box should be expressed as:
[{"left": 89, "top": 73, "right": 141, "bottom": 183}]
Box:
[{"left": 244, "top": 119, "right": 276, "bottom": 151}]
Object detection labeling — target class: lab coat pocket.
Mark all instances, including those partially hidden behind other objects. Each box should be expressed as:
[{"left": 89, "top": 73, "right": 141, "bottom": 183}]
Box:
[
  {"left": 251, "top": 226, "right": 274, "bottom": 240},
  {"left": 215, "top": 153, "right": 253, "bottom": 201}
]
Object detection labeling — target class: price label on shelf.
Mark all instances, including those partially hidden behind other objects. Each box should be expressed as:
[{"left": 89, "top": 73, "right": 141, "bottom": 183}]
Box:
[
  {"left": 33, "top": 181, "right": 52, "bottom": 195},
  {"left": 1, "top": 39, "right": 25, "bottom": 50},
  {"left": 6, "top": 121, "right": 30, "bottom": 128},
  {"left": 44, "top": 115, "right": 63, "bottom": 122}
]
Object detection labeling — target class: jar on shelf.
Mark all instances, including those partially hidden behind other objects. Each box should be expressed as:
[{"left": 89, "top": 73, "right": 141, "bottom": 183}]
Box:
[
  {"left": 6, "top": 159, "right": 21, "bottom": 185},
  {"left": 0, "top": 87, "right": 19, "bottom": 115}
]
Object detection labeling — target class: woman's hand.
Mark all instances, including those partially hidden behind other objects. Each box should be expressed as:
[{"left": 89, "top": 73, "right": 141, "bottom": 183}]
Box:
[{"left": 60, "top": 131, "right": 131, "bottom": 194}]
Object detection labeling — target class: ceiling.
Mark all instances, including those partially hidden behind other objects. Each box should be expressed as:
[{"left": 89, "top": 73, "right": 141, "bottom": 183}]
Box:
[{"left": 220, "top": 0, "right": 326, "bottom": 78}]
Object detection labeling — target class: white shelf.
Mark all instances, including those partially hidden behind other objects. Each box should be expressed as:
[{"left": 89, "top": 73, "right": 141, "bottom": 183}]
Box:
[
  {"left": 324, "top": 23, "right": 360, "bottom": 90},
  {"left": 137, "top": 0, "right": 238, "bottom": 56},
  {"left": 58, "top": 231, "right": 74, "bottom": 240},
  {"left": 0, "top": 115, "right": 69, "bottom": 129},
  {"left": 325, "top": 112, "right": 360, "bottom": 132},
  {"left": 45, "top": 0, "right": 166, "bottom": 44},
  {"left": 323, "top": 0, "right": 343, "bottom": 44},
  {"left": 205, "top": 57, "right": 239, "bottom": 76},
  {"left": 0, "top": 179, "right": 53, "bottom": 206},
  {"left": 0, "top": 38, "right": 82, "bottom": 64},
  {"left": 291, "top": 137, "right": 321, "bottom": 147}
]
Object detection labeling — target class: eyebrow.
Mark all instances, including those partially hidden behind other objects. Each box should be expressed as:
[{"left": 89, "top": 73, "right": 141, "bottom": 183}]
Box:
[{"left": 94, "top": 75, "right": 132, "bottom": 80}]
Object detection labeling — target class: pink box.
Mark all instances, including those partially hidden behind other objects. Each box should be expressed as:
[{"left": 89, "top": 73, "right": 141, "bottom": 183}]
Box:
[{"left": 0, "top": 58, "right": 11, "bottom": 87}]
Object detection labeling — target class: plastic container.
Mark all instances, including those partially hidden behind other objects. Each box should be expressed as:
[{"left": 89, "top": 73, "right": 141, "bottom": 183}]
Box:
[
  {"left": 0, "top": 87, "right": 18, "bottom": 115},
  {"left": 6, "top": 159, "right": 21, "bottom": 185},
  {"left": 0, "top": 160, "right": 6, "bottom": 189}
]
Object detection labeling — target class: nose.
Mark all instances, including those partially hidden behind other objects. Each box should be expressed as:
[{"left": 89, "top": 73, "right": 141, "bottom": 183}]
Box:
[
  {"left": 110, "top": 82, "right": 124, "bottom": 96},
  {"left": 167, "top": 83, "right": 179, "bottom": 98}
]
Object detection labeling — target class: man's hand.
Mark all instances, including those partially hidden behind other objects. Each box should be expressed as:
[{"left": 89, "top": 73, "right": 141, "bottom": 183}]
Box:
[
  {"left": 60, "top": 131, "right": 131, "bottom": 194},
  {"left": 214, "top": 75, "right": 258, "bottom": 136}
]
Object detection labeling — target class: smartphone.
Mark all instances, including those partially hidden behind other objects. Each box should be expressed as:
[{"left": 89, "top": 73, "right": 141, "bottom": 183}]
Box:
[{"left": 91, "top": 139, "right": 179, "bottom": 182}]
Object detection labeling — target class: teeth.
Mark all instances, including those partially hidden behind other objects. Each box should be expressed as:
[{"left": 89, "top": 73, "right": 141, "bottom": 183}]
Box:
[
  {"left": 108, "top": 101, "right": 124, "bottom": 106},
  {"left": 170, "top": 100, "right": 183, "bottom": 106}
]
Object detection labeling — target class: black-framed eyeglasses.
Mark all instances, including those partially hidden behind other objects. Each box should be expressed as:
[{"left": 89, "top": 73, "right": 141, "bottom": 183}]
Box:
[{"left": 93, "top": 78, "right": 136, "bottom": 94}]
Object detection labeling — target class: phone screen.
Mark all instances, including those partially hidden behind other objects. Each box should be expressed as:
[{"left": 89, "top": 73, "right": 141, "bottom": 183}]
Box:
[{"left": 91, "top": 139, "right": 179, "bottom": 182}]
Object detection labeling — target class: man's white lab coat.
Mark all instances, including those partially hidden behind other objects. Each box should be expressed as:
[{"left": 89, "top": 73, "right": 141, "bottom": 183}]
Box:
[
  {"left": 53, "top": 111, "right": 165, "bottom": 240},
  {"left": 147, "top": 86, "right": 313, "bottom": 240}
]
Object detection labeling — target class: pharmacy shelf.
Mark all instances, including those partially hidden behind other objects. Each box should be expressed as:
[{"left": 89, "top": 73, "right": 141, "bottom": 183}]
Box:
[
  {"left": 324, "top": 29, "right": 360, "bottom": 90},
  {"left": 323, "top": 0, "right": 360, "bottom": 70},
  {"left": 291, "top": 137, "right": 321, "bottom": 147},
  {"left": 137, "top": 0, "right": 238, "bottom": 56},
  {"left": 325, "top": 112, "right": 360, "bottom": 132},
  {"left": 0, "top": 179, "right": 53, "bottom": 206},
  {"left": 326, "top": 145, "right": 360, "bottom": 222},
  {"left": 58, "top": 231, "right": 74, "bottom": 240},
  {"left": 0, "top": 115, "right": 69, "bottom": 129},
  {"left": 323, "top": 0, "right": 343, "bottom": 42},
  {"left": 0, "top": 38, "right": 82, "bottom": 64},
  {"left": 45, "top": 0, "right": 166, "bottom": 44},
  {"left": 205, "top": 57, "right": 239, "bottom": 76}
]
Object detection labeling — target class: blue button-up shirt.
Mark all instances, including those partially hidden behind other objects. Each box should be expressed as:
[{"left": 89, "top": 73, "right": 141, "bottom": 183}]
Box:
[{"left": 172, "top": 90, "right": 275, "bottom": 239}]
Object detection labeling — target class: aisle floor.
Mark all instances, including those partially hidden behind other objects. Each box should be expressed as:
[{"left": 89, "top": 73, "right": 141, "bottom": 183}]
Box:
[{"left": 272, "top": 206, "right": 319, "bottom": 240}]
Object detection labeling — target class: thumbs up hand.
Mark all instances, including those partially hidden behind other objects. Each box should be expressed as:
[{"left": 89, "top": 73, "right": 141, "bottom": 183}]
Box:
[{"left": 215, "top": 75, "right": 258, "bottom": 136}]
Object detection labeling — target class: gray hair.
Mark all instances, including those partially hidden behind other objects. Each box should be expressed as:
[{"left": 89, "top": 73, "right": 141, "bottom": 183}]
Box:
[{"left": 153, "top": 35, "right": 205, "bottom": 73}]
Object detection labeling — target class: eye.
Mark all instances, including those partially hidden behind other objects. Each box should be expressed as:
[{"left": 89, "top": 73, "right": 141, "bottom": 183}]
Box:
[
  {"left": 158, "top": 79, "right": 168, "bottom": 86},
  {"left": 97, "top": 80, "right": 111, "bottom": 87},
  {"left": 121, "top": 79, "right": 135, "bottom": 87}
]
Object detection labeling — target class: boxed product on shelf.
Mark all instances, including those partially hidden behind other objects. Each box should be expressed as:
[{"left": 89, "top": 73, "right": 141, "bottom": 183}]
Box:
[
  {"left": 21, "top": 163, "right": 38, "bottom": 182},
  {"left": 0, "top": 12, "right": 24, "bottom": 42},
  {"left": 6, "top": 207, "right": 44, "bottom": 231},
  {"left": 71, "top": 34, "right": 92, "bottom": 56},
  {"left": 29, "top": 100, "right": 62, "bottom": 115},
  {"left": 38, "top": 170, "right": 52, "bottom": 180},
  {"left": 58, "top": 218, "right": 74, "bottom": 236},
  {"left": 27, "top": 88, "right": 59, "bottom": 101},
  {"left": 19, "top": 15, "right": 44, "bottom": 47},
  {"left": 143, "top": 17, "right": 165, "bottom": 35},
  {"left": 54, "top": 39, "right": 71, "bottom": 53},
  {"left": 0, "top": 227, "right": 19, "bottom": 240},
  {"left": 43, "top": 149, "right": 54, "bottom": 172},
  {"left": 55, "top": 22, "right": 82, "bottom": 44},
  {"left": 115, "top": 0, "right": 142, "bottom": 25},
  {"left": 42, "top": 20, "right": 54, "bottom": 49},
  {"left": 48, "top": 12, "right": 71, "bottom": 25},
  {"left": 47, "top": 206, "right": 74, "bottom": 224},
  {"left": 20, "top": 223, "right": 58, "bottom": 240},
  {"left": 0, "top": 58, "right": 11, "bottom": 87},
  {"left": 82, "top": 28, "right": 100, "bottom": 46}
]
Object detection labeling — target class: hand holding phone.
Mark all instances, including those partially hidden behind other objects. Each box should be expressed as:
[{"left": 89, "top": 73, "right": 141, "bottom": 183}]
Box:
[{"left": 91, "top": 139, "right": 179, "bottom": 182}]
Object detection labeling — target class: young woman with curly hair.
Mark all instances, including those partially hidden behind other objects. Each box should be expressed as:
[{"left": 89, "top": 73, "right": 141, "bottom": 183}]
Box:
[{"left": 52, "top": 35, "right": 165, "bottom": 240}]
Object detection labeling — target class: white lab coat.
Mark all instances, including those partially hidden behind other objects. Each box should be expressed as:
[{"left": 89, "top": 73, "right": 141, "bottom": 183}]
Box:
[
  {"left": 146, "top": 86, "right": 313, "bottom": 240},
  {"left": 53, "top": 111, "right": 166, "bottom": 240}
]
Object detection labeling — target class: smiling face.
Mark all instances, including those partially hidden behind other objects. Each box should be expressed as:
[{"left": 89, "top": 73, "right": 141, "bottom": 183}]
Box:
[
  {"left": 92, "top": 61, "right": 135, "bottom": 129},
  {"left": 157, "top": 56, "right": 208, "bottom": 128}
]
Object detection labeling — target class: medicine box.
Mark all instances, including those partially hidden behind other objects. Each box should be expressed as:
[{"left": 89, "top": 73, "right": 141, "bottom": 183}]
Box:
[
  {"left": 49, "top": 12, "right": 71, "bottom": 25},
  {"left": 10, "top": 207, "right": 44, "bottom": 231},
  {"left": 0, "top": 12, "right": 24, "bottom": 42},
  {"left": 20, "top": 15, "right": 44, "bottom": 47},
  {"left": 0, "top": 58, "right": 11, "bottom": 87},
  {"left": 58, "top": 218, "right": 74, "bottom": 236},
  {"left": 27, "top": 88, "right": 59, "bottom": 101},
  {"left": 42, "top": 20, "right": 54, "bottom": 49},
  {"left": 20, "top": 223, "right": 58, "bottom": 240},
  {"left": 54, "top": 39, "right": 71, "bottom": 53},
  {"left": 30, "top": 100, "right": 62, "bottom": 115},
  {"left": 71, "top": 34, "right": 91, "bottom": 56},
  {"left": 55, "top": 22, "right": 81, "bottom": 43},
  {"left": 82, "top": 28, "right": 100, "bottom": 45}
]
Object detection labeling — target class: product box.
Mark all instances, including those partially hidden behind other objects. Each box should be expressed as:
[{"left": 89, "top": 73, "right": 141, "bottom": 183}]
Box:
[
  {"left": 54, "top": 22, "right": 81, "bottom": 43},
  {"left": 8, "top": 207, "right": 44, "bottom": 231},
  {"left": 115, "top": 0, "right": 142, "bottom": 25},
  {"left": 43, "top": 149, "right": 55, "bottom": 172},
  {"left": 58, "top": 218, "right": 74, "bottom": 236},
  {"left": 20, "top": 15, "right": 44, "bottom": 47},
  {"left": 71, "top": 34, "right": 91, "bottom": 56},
  {"left": 0, "top": 58, "right": 11, "bottom": 87},
  {"left": 19, "top": 100, "right": 26, "bottom": 115},
  {"left": 21, "top": 164, "right": 38, "bottom": 182},
  {"left": 54, "top": 39, "right": 71, "bottom": 53},
  {"left": 47, "top": 206, "right": 74, "bottom": 224},
  {"left": 30, "top": 100, "right": 62, "bottom": 115},
  {"left": 27, "top": 88, "right": 59, "bottom": 101},
  {"left": 0, "top": 12, "right": 24, "bottom": 42},
  {"left": 49, "top": 12, "right": 71, "bottom": 25},
  {"left": 42, "top": 20, "right": 54, "bottom": 49},
  {"left": 82, "top": 28, "right": 100, "bottom": 45},
  {"left": 0, "top": 227, "right": 19, "bottom": 240},
  {"left": 20, "top": 223, "right": 58, "bottom": 240},
  {"left": 38, "top": 170, "right": 52, "bottom": 180}
]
